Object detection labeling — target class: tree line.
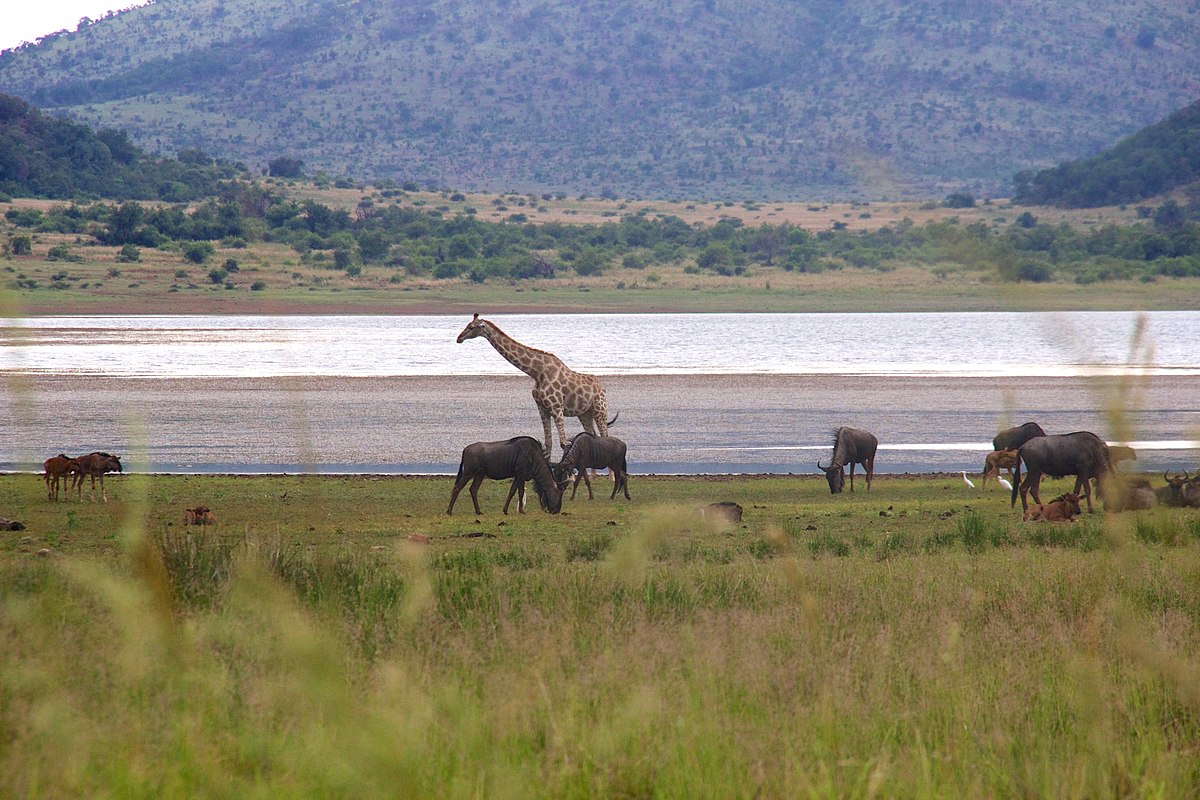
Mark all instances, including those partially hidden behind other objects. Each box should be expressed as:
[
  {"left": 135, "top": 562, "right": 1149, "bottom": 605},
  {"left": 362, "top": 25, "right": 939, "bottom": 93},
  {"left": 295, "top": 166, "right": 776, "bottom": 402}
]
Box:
[{"left": 7, "top": 184, "right": 1200, "bottom": 284}]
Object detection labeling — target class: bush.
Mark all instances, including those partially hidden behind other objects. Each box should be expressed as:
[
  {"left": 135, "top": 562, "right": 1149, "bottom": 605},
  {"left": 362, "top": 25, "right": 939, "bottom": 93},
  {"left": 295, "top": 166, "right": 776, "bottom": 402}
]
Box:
[
  {"left": 184, "top": 241, "right": 215, "bottom": 264},
  {"left": 208, "top": 268, "right": 228, "bottom": 284},
  {"left": 9, "top": 235, "right": 32, "bottom": 255},
  {"left": 251, "top": 280, "right": 267, "bottom": 291},
  {"left": 1018, "top": 262, "right": 1053, "bottom": 282},
  {"left": 944, "top": 192, "right": 976, "bottom": 209},
  {"left": 116, "top": 244, "right": 141, "bottom": 263}
]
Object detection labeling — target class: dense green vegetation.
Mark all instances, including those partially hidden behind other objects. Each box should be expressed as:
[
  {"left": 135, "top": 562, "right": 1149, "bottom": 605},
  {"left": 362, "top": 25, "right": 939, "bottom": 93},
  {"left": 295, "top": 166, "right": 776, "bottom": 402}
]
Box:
[
  {"left": 8, "top": 186, "right": 1200, "bottom": 285},
  {"left": 2, "top": 0, "right": 1196, "bottom": 199},
  {"left": 1015, "top": 100, "right": 1200, "bottom": 208},
  {"left": 0, "top": 93, "right": 248, "bottom": 201},
  {"left": 3, "top": 473, "right": 1200, "bottom": 796}
]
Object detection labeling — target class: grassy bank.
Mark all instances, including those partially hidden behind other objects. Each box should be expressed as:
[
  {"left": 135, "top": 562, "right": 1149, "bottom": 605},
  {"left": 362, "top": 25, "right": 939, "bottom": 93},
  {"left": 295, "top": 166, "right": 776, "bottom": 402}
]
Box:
[{"left": 3, "top": 473, "right": 1200, "bottom": 797}]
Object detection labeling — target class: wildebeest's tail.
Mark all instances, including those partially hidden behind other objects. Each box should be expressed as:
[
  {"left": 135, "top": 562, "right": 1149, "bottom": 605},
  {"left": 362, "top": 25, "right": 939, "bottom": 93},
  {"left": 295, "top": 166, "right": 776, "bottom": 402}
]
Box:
[{"left": 1011, "top": 452, "right": 1022, "bottom": 507}]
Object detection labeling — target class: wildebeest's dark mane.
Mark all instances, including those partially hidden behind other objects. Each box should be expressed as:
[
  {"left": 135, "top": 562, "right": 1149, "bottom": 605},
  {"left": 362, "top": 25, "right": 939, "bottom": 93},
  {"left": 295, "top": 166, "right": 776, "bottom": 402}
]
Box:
[{"left": 509, "top": 436, "right": 559, "bottom": 511}]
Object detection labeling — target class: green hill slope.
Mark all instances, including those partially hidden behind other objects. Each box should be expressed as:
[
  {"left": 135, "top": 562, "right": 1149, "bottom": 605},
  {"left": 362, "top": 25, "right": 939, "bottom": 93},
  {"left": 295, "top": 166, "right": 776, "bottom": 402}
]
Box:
[
  {"left": 1014, "top": 100, "right": 1200, "bottom": 208},
  {"left": 2, "top": 0, "right": 1198, "bottom": 200}
]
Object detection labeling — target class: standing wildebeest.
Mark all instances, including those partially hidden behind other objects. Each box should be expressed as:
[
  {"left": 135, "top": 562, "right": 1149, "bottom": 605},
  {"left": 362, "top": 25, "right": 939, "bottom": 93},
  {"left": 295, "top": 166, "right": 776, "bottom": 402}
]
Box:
[
  {"left": 1011, "top": 432, "right": 1112, "bottom": 514},
  {"left": 446, "top": 436, "right": 565, "bottom": 516},
  {"left": 818, "top": 427, "right": 878, "bottom": 494},
  {"left": 43, "top": 454, "right": 81, "bottom": 501},
  {"left": 993, "top": 422, "right": 1046, "bottom": 452},
  {"left": 72, "top": 452, "right": 123, "bottom": 502},
  {"left": 552, "top": 431, "right": 631, "bottom": 500}
]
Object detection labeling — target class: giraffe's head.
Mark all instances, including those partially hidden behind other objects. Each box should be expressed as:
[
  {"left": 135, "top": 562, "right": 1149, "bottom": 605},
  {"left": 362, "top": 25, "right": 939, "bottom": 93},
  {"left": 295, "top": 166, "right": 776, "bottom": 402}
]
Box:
[{"left": 456, "top": 313, "right": 490, "bottom": 344}]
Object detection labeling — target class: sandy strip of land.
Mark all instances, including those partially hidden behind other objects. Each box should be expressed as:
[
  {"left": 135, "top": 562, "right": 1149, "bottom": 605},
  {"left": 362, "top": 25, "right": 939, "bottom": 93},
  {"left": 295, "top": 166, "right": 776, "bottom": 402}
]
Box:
[{"left": 3, "top": 373, "right": 1197, "bottom": 472}]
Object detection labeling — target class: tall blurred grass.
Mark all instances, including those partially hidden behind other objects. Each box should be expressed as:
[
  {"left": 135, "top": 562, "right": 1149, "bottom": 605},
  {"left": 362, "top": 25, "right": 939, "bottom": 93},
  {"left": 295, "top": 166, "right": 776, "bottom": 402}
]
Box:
[{"left": 4, "top": 496, "right": 1200, "bottom": 797}]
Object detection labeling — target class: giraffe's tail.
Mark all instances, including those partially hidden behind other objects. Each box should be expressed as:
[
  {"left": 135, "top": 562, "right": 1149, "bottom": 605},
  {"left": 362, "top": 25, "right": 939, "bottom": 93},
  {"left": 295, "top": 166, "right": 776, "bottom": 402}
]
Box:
[{"left": 606, "top": 411, "right": 619, "bottom": 428}]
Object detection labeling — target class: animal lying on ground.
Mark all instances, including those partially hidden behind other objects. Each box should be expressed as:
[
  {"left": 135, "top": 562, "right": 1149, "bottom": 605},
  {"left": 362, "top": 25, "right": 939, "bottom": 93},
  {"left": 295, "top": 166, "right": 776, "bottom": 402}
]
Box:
[
  {"left": 1023, "top": 492, "right": 1083, "bottom": 522},
  {"left": 552, "top": 431, "right": 631, "bottom": 500},
  {"left": 1098, "top": 477, "right": 1157, "bottom": 512},
  {"left": 43, "top": 454, "right": 81, "bottom": 501},
  {"left": 1156, "top": 471, "right": 1200, "bottom": 508},
  {"left": 185, "top": 506, "right": 216, "bottom": 525},
  {"left": 981, "top": 448, "right": 1018, "bottom": 490},
  {"left": 447, "top": 436, "right": 565, "bottom": 515},
  {"left": 818, "top": 427, "right": 878, "bottom": 494},
  {"left": 1012, "top": 431, "right": 1112, "bottom": 514}
]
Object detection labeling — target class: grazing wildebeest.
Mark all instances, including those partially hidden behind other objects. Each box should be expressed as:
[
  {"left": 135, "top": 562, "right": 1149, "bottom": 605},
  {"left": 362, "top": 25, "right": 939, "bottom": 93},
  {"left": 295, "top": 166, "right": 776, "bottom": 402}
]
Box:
[
  {"left": 552, "top": 431, "right": 631, "bottom": 500},
  {"left": 818, "top": 427, "right": 878, "bottom": 494},
  {"left": 446, "top": 436, "right": 565, "bottom": 515},
  {"left": 43, "top": 454, "right": 81, "bottom": 501},
  {"left": 981, "top": 448, "right": 1019, "bottom": 490},
  {"left": 993, "top": 422, "right": 1046, "bottom": 452},
  {"left": 1011, "top": 432, "right": 1112, "bottom": 514},
  {"left": 1023, "top": 492, "right": 1083, "bottom": 522},
  {"left": 71, "top": 452, "right": 123, "bottom": 502}
]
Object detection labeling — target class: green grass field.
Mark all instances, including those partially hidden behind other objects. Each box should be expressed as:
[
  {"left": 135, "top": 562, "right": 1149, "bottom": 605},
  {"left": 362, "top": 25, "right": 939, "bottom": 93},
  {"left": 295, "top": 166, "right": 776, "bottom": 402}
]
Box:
[{"left": 3, "top": 472, "right": 1199, "bottom": 797}]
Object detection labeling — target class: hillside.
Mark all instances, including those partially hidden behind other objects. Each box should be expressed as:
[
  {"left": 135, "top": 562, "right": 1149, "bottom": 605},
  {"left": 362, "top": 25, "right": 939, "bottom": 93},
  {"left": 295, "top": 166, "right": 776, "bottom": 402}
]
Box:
[
  {"left": 1015, "top": 99, "right": 1200, "bottom": 208},
  {"left": 1, "top": 0, "right": 1199, "bottom": 201},
  {"left": 0, "top": 93, "right": 247, "bottom": 200}
]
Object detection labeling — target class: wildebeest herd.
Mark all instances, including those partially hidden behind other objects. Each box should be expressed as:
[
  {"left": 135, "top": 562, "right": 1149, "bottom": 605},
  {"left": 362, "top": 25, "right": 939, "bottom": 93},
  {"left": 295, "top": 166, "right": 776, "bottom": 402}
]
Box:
[{"left": 38, "top": 315, "right": 1200, "bottom": 524}]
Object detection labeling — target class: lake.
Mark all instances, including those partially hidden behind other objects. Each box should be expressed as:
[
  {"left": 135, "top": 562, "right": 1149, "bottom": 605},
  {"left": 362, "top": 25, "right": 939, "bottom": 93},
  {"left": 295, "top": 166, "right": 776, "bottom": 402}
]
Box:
[{"left": 2, "top": 312, "right": 1198, "bottom": 474}]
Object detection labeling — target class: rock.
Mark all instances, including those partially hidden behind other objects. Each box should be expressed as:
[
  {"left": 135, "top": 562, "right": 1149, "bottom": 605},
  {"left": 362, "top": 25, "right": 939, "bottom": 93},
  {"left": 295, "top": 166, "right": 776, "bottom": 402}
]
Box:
[{"left": 35, "top": 548, "right": 50, "bottom": 558}]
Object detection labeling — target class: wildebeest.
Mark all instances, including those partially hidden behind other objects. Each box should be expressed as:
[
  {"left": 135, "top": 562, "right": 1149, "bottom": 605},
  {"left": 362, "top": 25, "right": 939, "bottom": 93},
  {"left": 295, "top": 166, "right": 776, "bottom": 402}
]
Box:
[
  {"left": 71, "top": 452, "right": 123, "bottom": 502},
  {"left": 1011, "top": 431, "right": 1112, "bottom": 514},
  {"left": 818, "top": 427, "right": 878, "bottom": 494},
  {"left": 552, "top": 431, "right": 631, "bottom": 500},
  {"left": 1099, "top": 477, "right": 1157, "bottom": 512},
  {"left": 981, "top": 448, "right": 1018, "bottom": 490},
  {"left": 1158, "top": 470, "right": 1200, "bottom": 508},
  {"left": 993, "top": 422, "right": 1046, "bottom": 452},
  {"left": 1023, "top": 492, "right": 1083, "bottom": 522},
  {"left": 43, "top": 454, "right": 81, "bottom": 501},
  {"left": 446, "top": 436, "right": 565, "bottom": 515}
]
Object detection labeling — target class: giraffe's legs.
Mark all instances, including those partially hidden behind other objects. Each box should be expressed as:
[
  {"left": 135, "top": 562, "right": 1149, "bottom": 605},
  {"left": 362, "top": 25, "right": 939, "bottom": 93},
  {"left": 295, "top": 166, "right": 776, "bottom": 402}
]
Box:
[
  {"left": 540, "top": 407, "right": 555, "bottom": 459},
  {"left": 553, "top": 411, "right": 570, "bottom": 455}
]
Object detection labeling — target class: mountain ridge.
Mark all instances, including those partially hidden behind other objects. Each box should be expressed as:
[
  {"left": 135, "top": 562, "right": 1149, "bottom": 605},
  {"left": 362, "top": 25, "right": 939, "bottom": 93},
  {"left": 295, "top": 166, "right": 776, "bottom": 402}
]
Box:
[{"left": 3, "top": 0, "right": 1199, "bottom": 201}]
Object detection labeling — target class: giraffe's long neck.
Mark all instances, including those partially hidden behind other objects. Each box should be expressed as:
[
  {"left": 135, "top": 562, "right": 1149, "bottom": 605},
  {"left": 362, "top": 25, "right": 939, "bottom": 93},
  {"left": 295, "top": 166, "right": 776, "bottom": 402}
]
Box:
[{"left": 484, "top": 325, "right": 548, "bottom": 380}]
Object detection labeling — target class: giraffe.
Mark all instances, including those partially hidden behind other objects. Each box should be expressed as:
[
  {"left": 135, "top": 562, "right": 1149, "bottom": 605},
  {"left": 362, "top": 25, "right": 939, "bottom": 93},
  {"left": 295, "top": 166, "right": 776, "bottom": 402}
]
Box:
[{"left": 456, "top": 314, "right": 612, "bottom": 457}]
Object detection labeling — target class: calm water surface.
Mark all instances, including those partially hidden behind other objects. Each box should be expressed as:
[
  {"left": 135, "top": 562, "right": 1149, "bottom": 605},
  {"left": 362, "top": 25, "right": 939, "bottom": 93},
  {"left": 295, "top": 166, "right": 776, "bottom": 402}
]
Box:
[
  {"left": 2, "top": 313, "right": 1198, "bottom": 474},
  {"left": 3, "top": 311, "right": 1199, "bottom": 377}
]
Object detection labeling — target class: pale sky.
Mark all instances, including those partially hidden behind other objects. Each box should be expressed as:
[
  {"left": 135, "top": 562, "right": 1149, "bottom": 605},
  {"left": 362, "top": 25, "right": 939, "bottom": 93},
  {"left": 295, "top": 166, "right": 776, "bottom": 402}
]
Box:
[{"left": 1, "top": 2, "right": 140, "bottom": 52}]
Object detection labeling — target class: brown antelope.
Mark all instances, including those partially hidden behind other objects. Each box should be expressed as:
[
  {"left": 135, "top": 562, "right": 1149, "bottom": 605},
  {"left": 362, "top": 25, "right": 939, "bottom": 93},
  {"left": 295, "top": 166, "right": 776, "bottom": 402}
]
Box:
[
  {"left": 43, "top": 454, "right": 81, "bottom": 501},
  {"left": 71, "top": 452, "right": 123, "bottom": 502},
  {"left": 981, "top": 448, "right": 1018, "bottom": 490}
]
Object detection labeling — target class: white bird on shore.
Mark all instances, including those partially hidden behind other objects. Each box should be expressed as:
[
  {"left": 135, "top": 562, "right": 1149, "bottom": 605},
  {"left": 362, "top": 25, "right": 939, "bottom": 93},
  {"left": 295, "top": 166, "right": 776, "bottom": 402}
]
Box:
[
  {"left": 997, "top": 476, "right": 1013, "bottom": 491},
  {"left": 961, "top": 471, "right": 976, "bottom": 489}
]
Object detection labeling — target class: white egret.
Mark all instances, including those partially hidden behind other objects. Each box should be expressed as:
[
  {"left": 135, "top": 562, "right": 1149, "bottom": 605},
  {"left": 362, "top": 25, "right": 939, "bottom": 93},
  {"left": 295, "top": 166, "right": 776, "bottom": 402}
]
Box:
[
  {"left": 961, "top": 471, "right": 976, "bottom": 489},
  {"left": 997, "top": 476, "right": 1013, "bottom": 491}
]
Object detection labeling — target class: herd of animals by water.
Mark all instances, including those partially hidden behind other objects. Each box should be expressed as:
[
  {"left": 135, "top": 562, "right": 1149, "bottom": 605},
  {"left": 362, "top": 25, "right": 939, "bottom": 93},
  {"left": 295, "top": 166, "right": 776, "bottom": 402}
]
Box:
[{"left": 37, "top": 314, "right": 1200, "bottom": 525}]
